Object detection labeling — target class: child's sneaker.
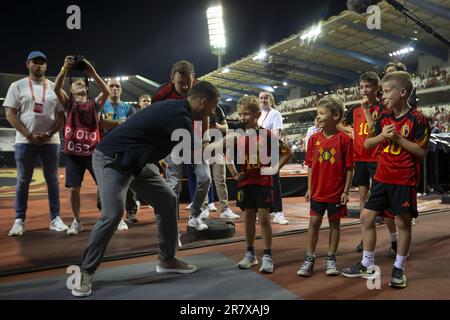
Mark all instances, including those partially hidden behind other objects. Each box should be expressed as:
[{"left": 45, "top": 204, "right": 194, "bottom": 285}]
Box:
[
  {"left": 297, "top": 255, "right": 315, "bottom": 277},
  {"left": 341, "top": 262, "right": 375, "bottom": 278},
  {"left": 325, "top": 254, "right": 339, "bottom": 276},
  {"left": 237, "top": 252, "right": 258, "bottom": 269},
  {"left": 389, "top": 266, "right": 407, "bottom": 289},
  {"left": 67, "top": 219, "right": 83, "bottom": 235},
  {"left": 259, "top": 254, "right": 274, "bottom": 274}
]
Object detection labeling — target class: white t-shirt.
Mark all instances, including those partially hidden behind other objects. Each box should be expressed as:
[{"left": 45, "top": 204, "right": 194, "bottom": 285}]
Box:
[
  {"left": 3, "top": 78, "right": 63, "bottom": 144},
  {"left": 305, "top": 125, "right": 321, "bottom": 150},
  {"left": 258, "top": 108, "right": 283, "bottom": 131}
]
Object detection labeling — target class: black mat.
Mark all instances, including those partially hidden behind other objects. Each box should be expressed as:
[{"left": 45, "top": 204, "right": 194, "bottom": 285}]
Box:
[{"left": 0, "top": 253, "right": 300, "bottom": 300}]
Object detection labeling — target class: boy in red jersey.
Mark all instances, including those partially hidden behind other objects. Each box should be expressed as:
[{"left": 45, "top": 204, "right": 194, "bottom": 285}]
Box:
[
  {"left": 341, "top": 72, "right": 430, "bottom": 289},
  {"left": 226, "top": 96, "right": 292, "bottom": 274},
  {"left": 345, "top": 72, "right": 398, "bottom": 255},
  {"left": 297, "top": 97, "right": 353, "bottom": 277}
]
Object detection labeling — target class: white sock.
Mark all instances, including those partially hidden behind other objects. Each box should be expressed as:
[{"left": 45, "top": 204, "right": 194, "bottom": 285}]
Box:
[
  {"left": 390, "top": 232, "right": 398, "bottom": 242},
  {"left": 361, "top": 251, "right": 375, "bottom": 268},
  {"left": 394, "top": 255, "right": 407, "bottom": 270}
]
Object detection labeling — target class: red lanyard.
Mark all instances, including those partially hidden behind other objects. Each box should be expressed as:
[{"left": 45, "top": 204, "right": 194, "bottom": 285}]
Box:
[
  {"left": 28, "top": 78, "right": 46, "bottom": 103},
  {"left": 261, "top": 109, "right": 271, "bottom": 128}
]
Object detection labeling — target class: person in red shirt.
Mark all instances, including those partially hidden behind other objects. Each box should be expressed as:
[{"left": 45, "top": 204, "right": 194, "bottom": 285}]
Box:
[
  {"left": 297, "top": 97, "right": 353, "bottom": 277},
  {"left": 341, "top": 72, "right": 430, "bottom": 289},
  {"left": 345, "top": 72, "right": 398, "bottom": 254},
  {"left": 226, "top": 96, "right": 292, "bottom": 274}
]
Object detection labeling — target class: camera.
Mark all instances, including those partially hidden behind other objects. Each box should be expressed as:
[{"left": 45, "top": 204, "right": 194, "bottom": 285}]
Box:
[{"left": 72, "top": 54, "right": 87, "bottom": 71}]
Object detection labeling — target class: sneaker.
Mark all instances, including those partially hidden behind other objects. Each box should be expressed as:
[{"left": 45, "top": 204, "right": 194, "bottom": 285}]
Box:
[
  {"left": 389, "top": 266, "right": 407, "bottom": 289},
  {"left": 71, "top": 272, "right": 94, "bottom": 298},
  {"left": 156, "top": 257, "right": 198, "bottom": 274},
  {"left": 220, "top": 208, "right": 240, "bottom": 220},
  {"left": 49, "top": 216, "right": 68, "bottom": 232},
  {"left": 297, "top": 255, "right": 315, "bottom": 277},
  {"left": 237, "top": 252, "right": 258, "bottom": 269},
  {"left": 326, "top": 254, "right": 339, "bottom": 276},
  {"left": 8, "top": 218, "right": 25, "bottom": 236},
  {"left": 341, "top": 262, "right": 375, "bottom": 278},
  {"left": 208, "top": 203, "right": 218, "bottom": 212},
  {"left": 125, "top": 213, "right": 139, "bottom": 224},
  {"left": 200, "top": 207, "right": 209, "bottom": 220},
  {"left": 259, "top": 254, "right": 274, "bottom": 274},
  {"left": 185, "top": 202, "right": 193, "bottom": 210},
  {"left": 411, "top": 218, "right": 416, "bottom": 226},
  {"left": 117, "top": 219, "right": 129, "bottom": 231},
  {"left": 272, "top": 212, "right": 289, "bottom": 225},
  {"left": 356, "top": 241, "right": 363, "bottom": 253},
  {"left": 67, "top": 219, "right": 83, "bottom": 235},
  {"left": 177, "top": 235, "right": 183, "bottom": 248},
  {"left": 188, "top": 216, "right": 208, "bottom": 231}
]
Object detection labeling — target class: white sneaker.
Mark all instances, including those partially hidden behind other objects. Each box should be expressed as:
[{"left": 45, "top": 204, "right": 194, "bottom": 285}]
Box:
[
  {"left": 185, "top": 202, "right": 193, "bottom": 210},
  {"left": 208, "top": 203, "right": 218, "bottom": 212},
  {"left": 178, "top": 233, "right": 183, "bottom": 248},
  {"left": 188, "top": 216, "right": 208, "bottom": 231},
  {"left": 67, "top": 219, "right": 83, "bottom": 235},
  {"left": 71, "top": 272, "right": 94, "bottom": 298},
  {"left": 200, "top": 207, "right": 209, "bottom": 220},
  {"left": 272, "top": 212, "right": 289, "bottom": 225},
  {"left": 117, "top": 219, "right": 129, "bottom": 231},
  {"left": 220, "top": 208, "right": 240, "bottom": 220},
  {"left": 49, "top": 216, "right": 68, "bottom": 232},
  {"left": 8, "top": 218, "right": 25, "bottom": 236}
]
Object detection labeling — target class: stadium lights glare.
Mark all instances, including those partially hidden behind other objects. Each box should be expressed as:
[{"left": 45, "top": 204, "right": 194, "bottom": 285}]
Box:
[
  {"left": 273, "top": 85, "right": 278, "bottom": 89},
  {"left": 0, "top": 97, "right": 4, "bottom": 101},
  {"left": 300, "top": 24, "right": 322, "bottom": 41},
  {"left": 283, "top": 82, "right": 288, "bottom": 86},
  {"left": 221, "top": 67, "right": 230, "bottom": 73},
  {"left": 226, "top": 98, "right": 233, "bottom": 102},
  {"left": 207, "top": 5, "right": 226, "bottom": 55},
  {"left": 389, "top": 47, "right": 414, "bottom": 57},
  {"left": 252, "top": 49, "right": 267, "bottom": 61}
]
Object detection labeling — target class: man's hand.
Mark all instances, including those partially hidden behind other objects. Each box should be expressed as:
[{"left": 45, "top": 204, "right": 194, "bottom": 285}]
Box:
[
  {"left": 304, "top": 190, "right": 311, "bottom": 202},
  {"left": 27, "top": 133, "right": 44, "bottom": 145},
  {"left": 63, "top": 56, "right": 75, "bottom": 71},
  {"left": 381, "top": 124, "right": 396, "bottom": 140},
  {"left": 341, "top": 192, "right": 349, "bottom": 205},
  {"left": 83, "top": 59, "right": 96, "bottom": 77},
  {"left": 233, "top": 172, "right": 245, "bottom": 182}
]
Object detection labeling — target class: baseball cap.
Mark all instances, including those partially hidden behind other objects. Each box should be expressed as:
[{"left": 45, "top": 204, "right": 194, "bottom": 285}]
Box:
[{"left": 27, "top": 51, "right": 47, "bottom": 62}]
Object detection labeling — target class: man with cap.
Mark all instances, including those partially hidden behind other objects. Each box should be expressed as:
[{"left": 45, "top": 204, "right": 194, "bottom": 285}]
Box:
[{"left": 3, "top": 51, "right": 68, "bottom": 236}]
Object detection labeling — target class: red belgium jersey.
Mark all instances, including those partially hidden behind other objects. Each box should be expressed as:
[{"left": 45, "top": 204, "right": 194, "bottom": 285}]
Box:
[
  {"left": 305, "top": 131, "right": 353, "bottom": 203},
  {"left": 351, "top": 104, "right": 384, "bottom": 162},
  {"left": 371, "top": 108, "right": 430, "bottom": 186},
  {"left": 236, "top": 128, "right": 290, "bottom": 188}
]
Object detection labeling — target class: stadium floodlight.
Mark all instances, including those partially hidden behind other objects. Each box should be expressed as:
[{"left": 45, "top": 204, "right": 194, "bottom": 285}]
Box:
[
  {"left": 300, "top": 24, "right": 322, "bottom": 42},
  {"left": 207, "top": 4, "right": 226, "bottom": 68},
  {"left": 389, "top": 47, "right": 414, "bottom": 57},
  {"left": 283, "top": 82, "right": 288, "bottom": 86},
  {"left": 252, "top": 49, "right": 267, "bottom": 61}
]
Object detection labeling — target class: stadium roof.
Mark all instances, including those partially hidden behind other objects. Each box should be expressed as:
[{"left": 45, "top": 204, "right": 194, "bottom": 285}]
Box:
[{"left": 199, "top": 0, "right": 450, "bottom": 103}]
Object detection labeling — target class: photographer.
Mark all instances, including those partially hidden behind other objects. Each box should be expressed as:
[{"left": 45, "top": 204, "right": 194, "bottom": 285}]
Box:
[{"left": 54, "top": 55, "right": 110, "bottom": 235}]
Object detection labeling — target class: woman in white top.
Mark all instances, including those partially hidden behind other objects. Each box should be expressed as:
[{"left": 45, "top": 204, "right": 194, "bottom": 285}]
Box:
[{"left": 258, "top": 92, "right": 289, "bottom": 225}]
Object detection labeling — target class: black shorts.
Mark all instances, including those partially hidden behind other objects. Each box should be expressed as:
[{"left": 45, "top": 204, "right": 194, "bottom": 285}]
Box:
[
  {"left": 65, "top": 154, "right": 96, "bottom": 188},
  {"left": 352, "top": 161, "right": 377, "bottom": 187},
  {"left": 364, "top": 180, "right": 418, "bottom": 218},
  {"left": 310, "top": 199, "right": 348, "bottom": 221},
  {"left": 236, "top": 185, "right": 273, "bottom": 211}
]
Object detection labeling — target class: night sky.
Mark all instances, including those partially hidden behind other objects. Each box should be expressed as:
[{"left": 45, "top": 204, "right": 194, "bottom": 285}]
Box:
[{"left": 0, "top": 0, "right": 347, "bottom": 84}]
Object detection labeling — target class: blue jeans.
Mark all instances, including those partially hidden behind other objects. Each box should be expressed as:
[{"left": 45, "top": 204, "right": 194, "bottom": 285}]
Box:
[
  {"left": 14, "top": 143, "right": 61, "bottom": 221},
  {"left": 187, "top": 164, "right": 214, "bottom": 204}
]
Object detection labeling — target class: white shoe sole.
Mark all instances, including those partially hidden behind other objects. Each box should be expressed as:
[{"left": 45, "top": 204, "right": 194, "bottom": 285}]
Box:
[
  {"left": 8, "top": 231, "right": 24, "bottom": 237},
  {"left": 156, "top": 265, "right": 198, "bottom": 274},
  {"left": 49, "top": 226, "right": 68, "bottom": 232},
  {"left": 71, "top": 288, "right": 92, "bottom": 298},
  {"left": 260, "top": 267, "right": 273, "bottom": 274},
  {"left": 237, "top": 259, "right": 258, "bottom": 269},
  {"left": 326, "top": 270, "right": 339, "bottom": 276}
]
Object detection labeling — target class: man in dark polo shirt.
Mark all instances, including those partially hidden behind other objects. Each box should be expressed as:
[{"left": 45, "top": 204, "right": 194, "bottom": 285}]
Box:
[{"left": 70, "top": 81, "right": 220, "bottom": 298}]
